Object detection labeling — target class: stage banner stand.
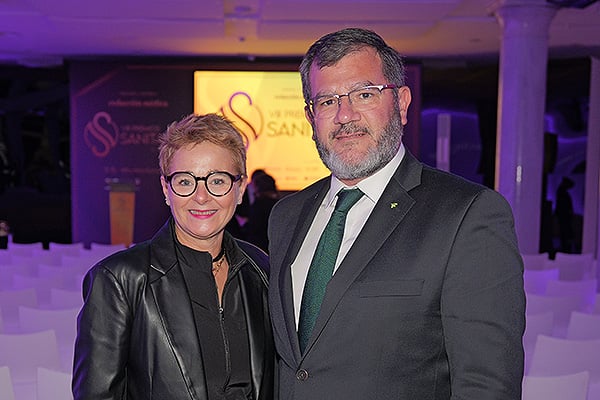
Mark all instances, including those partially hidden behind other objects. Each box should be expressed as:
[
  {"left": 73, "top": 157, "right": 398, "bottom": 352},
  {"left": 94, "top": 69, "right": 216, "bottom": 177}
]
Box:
[{"left": 105, "top": 178, "right": 139, "bottom": 247}]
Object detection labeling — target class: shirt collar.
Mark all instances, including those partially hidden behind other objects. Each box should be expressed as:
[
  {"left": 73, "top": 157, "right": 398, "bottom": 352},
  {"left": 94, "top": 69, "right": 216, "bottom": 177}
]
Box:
[{"left": 326, "top": 143, "right": 405, "bottom": 206}]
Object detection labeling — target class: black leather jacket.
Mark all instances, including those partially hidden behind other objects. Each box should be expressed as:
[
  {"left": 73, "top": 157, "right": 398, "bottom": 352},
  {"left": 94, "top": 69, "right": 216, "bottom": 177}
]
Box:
[{"left": 72, "top": 220, "right": 274, "bottom": 400}]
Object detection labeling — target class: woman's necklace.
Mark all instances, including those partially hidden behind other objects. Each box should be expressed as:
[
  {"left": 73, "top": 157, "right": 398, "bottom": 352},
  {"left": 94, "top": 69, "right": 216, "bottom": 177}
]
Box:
[{"left": 212, "top": 248, "right": 226, "bottom": 274}]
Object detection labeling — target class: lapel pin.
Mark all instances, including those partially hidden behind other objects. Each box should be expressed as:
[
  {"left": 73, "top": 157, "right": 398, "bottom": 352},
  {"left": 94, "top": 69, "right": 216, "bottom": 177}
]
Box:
[{"left": 390, "top": 202, "right": 398, "bottom": 209}]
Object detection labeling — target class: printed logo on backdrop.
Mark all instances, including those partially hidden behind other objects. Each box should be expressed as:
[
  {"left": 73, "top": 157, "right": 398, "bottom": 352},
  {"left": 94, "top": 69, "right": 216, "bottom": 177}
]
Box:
[
  {"left": 83, "top": 111, "right": 162, "bottom": 158},
  {"left": 84, "top": 112, "right": 119, "bottom": 157},
  {"left": 195, "top": 71, "right": 327, "bottom": 191},
  {"left": 219, "top": 91, "right": 263, "bottom": 147}
]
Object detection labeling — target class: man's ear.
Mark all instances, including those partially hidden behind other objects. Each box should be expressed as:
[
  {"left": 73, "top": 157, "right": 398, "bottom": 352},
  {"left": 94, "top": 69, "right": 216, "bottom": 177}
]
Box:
[{"left": 397, "top": 86, "right": 412, "bottom": 125}]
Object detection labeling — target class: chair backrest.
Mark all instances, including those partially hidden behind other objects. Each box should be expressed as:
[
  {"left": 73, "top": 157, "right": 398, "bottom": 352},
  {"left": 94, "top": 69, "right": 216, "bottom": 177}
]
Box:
[
  {"left": 525, "top": 293, "right": 584, "bottom": 336},
  {"left": 5, "top": 242, "right": 43, "bottom": 257},
  {"left": 554, "top": 252, "right": 596, "bottom": 281},
  {"left": 11, "top": 274, "right": 62, "bottom": 305},
  {"left": 0, "top": 250, "right": 12, "bottom": 266},
  {"left": 49, "top": 288, "right": 83, "bottom": 309},
  {"left": 37, "top": 264, "right": 85, "bottom": 291},
  {"left": 48, "top": 242, "right": 84, "bottom": 257},
  {"left": 0, "top": 288, "right": 38, "bottom": 328},
  {"left": 522, "top": 371, "right": 589, "bottom": 400},
  {"left": 36, "top": 367, "right": 73, "bottom": 400},
  {"left": 0, "top": 269, "right": 13, "bottom": 291},
  {"left": 0, "top": 365, "right": 15, "bottom": 400},
  {"left": 529, "top": 335, "right": 600, "bottom": 382},
  {"left": 524, "top": 268, "right": 559, "bottom": 294},
  {"left": 524, "top": 312, "right": 554, "bottom": 348},
  {"left": 18, "top": 306, "right": 79, "bottom": 348},
  {"left": 523, "top": 312, "right": 554, "bottom": 374},
  {"left": 0, "top": 330, "right": 62, "bottom": 384},
  {"left": 521, "top": 253, "right": 550, "bottom": 270},
  {"left": 566, "top": 311, "right": 600, "bottom": 340},
  {"left": 545, "top": 279, "right": 597, "bottom": 312}
]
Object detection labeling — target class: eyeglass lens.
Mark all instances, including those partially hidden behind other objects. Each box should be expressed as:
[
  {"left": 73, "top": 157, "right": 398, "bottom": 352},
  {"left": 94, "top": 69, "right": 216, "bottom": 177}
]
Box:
[
  {"left": 169, "top": 171, "right": 235, "bottom": 197},
  {"left": 312, "top": 85, "right": 394, "bottom": 118}
]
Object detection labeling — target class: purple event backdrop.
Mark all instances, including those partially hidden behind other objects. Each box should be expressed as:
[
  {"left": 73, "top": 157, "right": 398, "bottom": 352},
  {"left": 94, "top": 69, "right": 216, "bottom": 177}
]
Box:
[
  {"left": 70, "top": 62, "right": 193, "bottom": 246},
  {"left": 68, "top": 61, "right": 421, "bottom": 246}
]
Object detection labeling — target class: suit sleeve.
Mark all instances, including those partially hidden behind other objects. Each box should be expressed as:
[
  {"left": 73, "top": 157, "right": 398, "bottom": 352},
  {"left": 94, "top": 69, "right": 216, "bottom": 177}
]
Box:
[
  {"left": 441, "top": 189, "right": 525, "bottom": 399},
  {"left": 72, "top": 265, "right": 131, "bottom": 400}
]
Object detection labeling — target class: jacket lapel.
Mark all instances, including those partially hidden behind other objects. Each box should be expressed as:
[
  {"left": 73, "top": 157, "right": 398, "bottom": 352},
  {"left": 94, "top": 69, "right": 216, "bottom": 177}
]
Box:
[
  {"left": 148, "top": 221, "right": 207, "bottom": 400},
  {"left": 239, "top": 265, "right": 269, "bottom": 400},
  {"left": 302, "top": 152, "right": 423, "bottom": 356}
]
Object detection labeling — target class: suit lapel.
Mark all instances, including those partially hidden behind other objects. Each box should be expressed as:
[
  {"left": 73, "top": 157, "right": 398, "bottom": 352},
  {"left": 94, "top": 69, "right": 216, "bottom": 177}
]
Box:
[
  {"left": 303, "top": 152, "right": 422, "bottom": 356},
  {"left": 276, "top": 181, "right": 329, "bottom": 362}
]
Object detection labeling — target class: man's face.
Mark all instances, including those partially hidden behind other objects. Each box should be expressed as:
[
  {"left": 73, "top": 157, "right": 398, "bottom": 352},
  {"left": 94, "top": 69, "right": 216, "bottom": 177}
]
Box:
[{"left": 305, "top": 47, "right": 411, "bottom": 185}]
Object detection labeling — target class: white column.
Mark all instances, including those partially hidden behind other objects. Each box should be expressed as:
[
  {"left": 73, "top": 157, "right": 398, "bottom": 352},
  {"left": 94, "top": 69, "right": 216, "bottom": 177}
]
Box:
[
  {"left": 582, "top": 57, "right": 600, "bottom": 258},
  {"left": 492, "top": 0, "right": 557, "bottom": 254}
]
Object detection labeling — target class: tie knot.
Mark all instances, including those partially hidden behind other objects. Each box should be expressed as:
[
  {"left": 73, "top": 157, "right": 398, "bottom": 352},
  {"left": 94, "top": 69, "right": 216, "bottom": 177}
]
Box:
[{"left": 334, "top": 189, "right": 364, "bottom": 213}]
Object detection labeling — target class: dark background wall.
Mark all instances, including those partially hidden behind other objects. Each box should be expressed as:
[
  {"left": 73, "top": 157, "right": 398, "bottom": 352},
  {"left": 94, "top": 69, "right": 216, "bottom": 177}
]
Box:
[{"left": 0, "top": 56, "right": 591, "bottom": 250}]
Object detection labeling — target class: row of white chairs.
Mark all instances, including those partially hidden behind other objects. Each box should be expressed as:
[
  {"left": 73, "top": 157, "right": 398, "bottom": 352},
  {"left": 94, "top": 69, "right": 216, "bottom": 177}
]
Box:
[
  {"left": 523, "top": 252, "right": 600, "bottom": 399},
  {"left": 1, "top": 365, "right": 72, "bottom": 400},
  {"left": 0, "top": 242, "right": 127, "bottom": 268},
  {"left": 522, "top": 252, "right": 597, "bottom": 281}
]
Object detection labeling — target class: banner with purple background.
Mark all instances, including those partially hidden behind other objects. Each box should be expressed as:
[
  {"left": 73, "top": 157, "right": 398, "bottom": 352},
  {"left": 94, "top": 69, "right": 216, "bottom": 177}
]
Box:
[{"left": 70, "top": 62, "right": 193, "bottom": 246}]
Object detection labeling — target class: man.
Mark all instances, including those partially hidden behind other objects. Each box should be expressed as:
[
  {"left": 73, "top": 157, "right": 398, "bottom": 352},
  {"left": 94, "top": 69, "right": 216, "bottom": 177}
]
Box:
[{"left": 268, "top": 28, "right": 525, "bottom": 399}]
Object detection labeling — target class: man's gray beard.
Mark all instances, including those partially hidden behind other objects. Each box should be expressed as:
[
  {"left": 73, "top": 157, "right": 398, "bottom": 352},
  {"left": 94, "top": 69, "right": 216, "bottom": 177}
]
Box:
[{"left": 314, "top": 110, "right": 404, "bottom": 181}]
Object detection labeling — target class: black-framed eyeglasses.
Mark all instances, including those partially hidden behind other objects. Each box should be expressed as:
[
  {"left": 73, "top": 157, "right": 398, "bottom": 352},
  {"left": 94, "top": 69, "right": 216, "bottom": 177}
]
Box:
[
  {"left": 165, "top": 171, "right": 243, "bottom": 197},
  {"left": 308, "top": 84, "right": 397, "bottom": 119}
]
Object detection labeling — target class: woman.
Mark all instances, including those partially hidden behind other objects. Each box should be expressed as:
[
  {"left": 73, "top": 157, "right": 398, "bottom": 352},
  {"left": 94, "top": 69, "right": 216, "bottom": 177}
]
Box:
[{"left": 73, "top": 113, "right": 274, "bottom": 400}]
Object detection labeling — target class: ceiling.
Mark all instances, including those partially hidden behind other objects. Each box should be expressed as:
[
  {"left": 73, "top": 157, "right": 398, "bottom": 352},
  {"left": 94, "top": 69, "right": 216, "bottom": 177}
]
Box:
[{"left": 0, "top": 0, "right": 599, "bottom": 67}]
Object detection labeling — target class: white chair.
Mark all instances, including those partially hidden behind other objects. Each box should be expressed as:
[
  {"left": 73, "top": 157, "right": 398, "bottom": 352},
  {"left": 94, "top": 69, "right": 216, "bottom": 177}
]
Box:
[
  {"left": 0, "top": 269, "right": 13, "bottom": 290},
  {"left": 1, "top": 262, "right": 37, "bottom": 278},
  {"left": 0, "top": 288, "right": 38, "bottom": 331},
  {"left": 522, "top": 371, "right": 589, "bottom": 400},
  {"left": 521, "top": 253, "right": 550, "bottom": 270},
  {"left": 566, "top": 311, "right": 600, "bottom": 340},
  {"left": 594, "top": 293, "right": 600, "bottom": 314},
  {"left": 523, "top": 268, "right": 559, "bottom": 294},
  {"left": 49, "top": 288, "right": 83, "bottom": 309},
  {"left": 60, "top": 254, "right": 102, "bottom": 271},
  {"left": 0, "top": 365, "right": 15, "bottom": 400},
  {"left": 36, "top": 367, "right": 73, "bottom": 400},
  {"left": 0, "top": 330, "right": 62, "bottom": 384},
  {"left": 48, "top": 242, "right": 84, "bottom": 257},
  {"left": 523, "top": 312, "right": 554, "bottom": 374},
  {"left": 545, "top": 279, "right": 597, "bottom": 312},
  {"left": 5, "top": 242, "right": 43, "bottom": 257},
  {"left": 525, "top": 293, "right": 584, "bottom": 337},
  {"left": 18, "top": 306, "right": 79, "bottom": 370},
  {"left": 11, "top": 274, "right": 63, "bottom": 306},
  {"left": 0, "top": 250, "right": 12, "bottom": 266},
  {"left": 37, "top": 264, "right": 85, "bottom": 291},
  {"left": 528, "top": 335, "right": 600, "bottom": 383},
  {"left": 554, "top": 252, "right": 596, "bottom": 281}
]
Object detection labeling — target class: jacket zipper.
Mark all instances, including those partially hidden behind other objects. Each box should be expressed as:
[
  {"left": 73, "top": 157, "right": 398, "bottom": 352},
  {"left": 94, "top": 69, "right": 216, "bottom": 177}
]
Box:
[{"left": 216, "top": 274, "right": 232, "bottom": 391}]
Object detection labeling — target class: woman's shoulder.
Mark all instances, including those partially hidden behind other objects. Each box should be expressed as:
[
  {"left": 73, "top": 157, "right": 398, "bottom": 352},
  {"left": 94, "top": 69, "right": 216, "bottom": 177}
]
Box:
[
  {"left": 234, "top": 238, "right": 270, "bottom": 281},
  {"left": 89, "top": 241, "right": 152, "bottom": 279}
]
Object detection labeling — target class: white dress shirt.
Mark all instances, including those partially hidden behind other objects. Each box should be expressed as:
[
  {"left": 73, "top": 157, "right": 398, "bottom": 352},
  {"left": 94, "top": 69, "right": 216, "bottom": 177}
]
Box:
[{"left": 291, "top": 144, "right": 406, "bottom": 327}]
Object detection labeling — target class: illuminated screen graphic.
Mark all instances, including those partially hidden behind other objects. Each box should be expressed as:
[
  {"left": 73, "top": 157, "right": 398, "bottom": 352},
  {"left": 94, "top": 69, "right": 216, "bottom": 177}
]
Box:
[{"left": 194, "top": 70, "right": 329, "bottom": 191}]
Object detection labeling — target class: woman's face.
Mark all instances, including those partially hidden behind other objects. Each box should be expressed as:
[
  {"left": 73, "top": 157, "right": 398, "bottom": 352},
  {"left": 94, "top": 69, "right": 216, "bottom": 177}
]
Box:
[{"left": 161, "top": 141, "right": 247, "bottom": 251}]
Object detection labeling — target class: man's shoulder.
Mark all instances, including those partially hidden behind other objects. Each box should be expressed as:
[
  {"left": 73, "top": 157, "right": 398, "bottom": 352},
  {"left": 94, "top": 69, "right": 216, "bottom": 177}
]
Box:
[{"left": 274, "top": 177, "right": 328, "bottom": 208}]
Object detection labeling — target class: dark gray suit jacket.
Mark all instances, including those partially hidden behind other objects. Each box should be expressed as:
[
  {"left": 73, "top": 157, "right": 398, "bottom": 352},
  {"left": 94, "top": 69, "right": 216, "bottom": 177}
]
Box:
[{"left": 268, "top": 151, "right": 525, "bottom": 400}]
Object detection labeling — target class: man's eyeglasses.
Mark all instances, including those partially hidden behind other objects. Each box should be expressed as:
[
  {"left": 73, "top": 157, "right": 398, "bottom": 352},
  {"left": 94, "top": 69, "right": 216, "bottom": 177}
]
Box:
[
  {"left": 165, "top": 171, "right": 242, "bottom": 197},
  {"left": 308, "top": 84, "right": 397, "bottom": 119}
]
